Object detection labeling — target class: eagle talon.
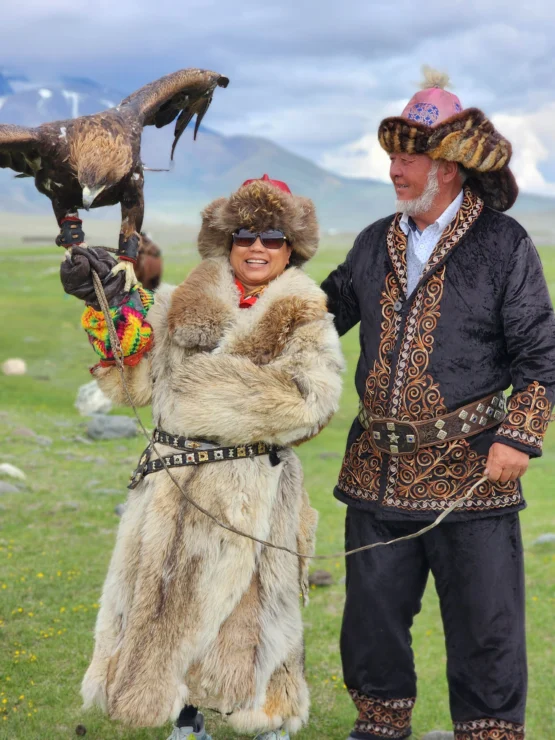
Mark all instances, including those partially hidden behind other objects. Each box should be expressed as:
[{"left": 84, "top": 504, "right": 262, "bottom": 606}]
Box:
[{"left": 111, "top": 260, "right": 138, "bottom": 292}]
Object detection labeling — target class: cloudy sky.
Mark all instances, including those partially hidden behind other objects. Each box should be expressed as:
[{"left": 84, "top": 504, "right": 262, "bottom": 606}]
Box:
[{"left": 2, "top": 0, "right": 555, "bottom": 194}]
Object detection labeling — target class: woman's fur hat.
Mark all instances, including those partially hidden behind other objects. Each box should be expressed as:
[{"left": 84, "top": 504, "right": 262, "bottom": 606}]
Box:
[
  {"left": 378, "top": 66, "right": 518, "bottom": 211},
  {"left": 198, "top": 175, "right": 319, "bottom": 266}
]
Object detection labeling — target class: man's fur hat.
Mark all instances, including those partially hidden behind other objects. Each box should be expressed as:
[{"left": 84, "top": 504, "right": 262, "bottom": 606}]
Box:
[
  {"left": 198, "top": 175, "right": 319, "bottom": 266},
  {"left": 378, "top": 66, "right": 518, "bottom": 211}
]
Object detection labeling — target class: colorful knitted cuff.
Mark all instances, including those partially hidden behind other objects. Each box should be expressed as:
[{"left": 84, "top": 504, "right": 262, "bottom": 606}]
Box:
[{"left": 82, "top": 285, "right": 155, "bottom": 365}]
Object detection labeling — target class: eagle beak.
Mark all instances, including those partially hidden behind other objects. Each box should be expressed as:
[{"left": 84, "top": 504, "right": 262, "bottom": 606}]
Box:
[{"left": 82, "top": 185, "right": 105, "bottom": 210}]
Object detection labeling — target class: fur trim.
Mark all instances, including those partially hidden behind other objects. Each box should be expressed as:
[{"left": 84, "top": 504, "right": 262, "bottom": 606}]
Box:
[
  {"left": 298, "top": 490, "right": 318, "bottom": 606},
  {"left": 227, "top": 708, "right": 283, "bottom": 733},
  {"left": 167, "top": 259, "right": 237, "bottom": 350},
  {"left": 197, "top": 181, "right": 319, "bottom": 266},
  {"left": 378, "top": 107, "right": 518, "bottom": 211}
]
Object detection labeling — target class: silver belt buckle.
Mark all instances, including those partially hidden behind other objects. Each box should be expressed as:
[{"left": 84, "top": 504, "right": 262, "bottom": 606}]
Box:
[{"left": 369, "top": 419, "right": 418, "bottom": 455}]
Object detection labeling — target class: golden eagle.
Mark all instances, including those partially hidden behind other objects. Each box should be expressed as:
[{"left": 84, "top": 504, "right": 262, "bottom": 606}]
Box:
[{"left": 0, "top": 68, "right": 228, "bottom": 286}]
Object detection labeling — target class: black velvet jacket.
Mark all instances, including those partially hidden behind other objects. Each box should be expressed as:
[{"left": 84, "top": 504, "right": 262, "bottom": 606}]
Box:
[{"left": 322, "top": 188, "right": 555, "bottom": 520}]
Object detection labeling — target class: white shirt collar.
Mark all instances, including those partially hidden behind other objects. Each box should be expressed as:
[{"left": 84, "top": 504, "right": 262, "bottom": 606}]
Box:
[{"left": 399, "top": 189, "right": 464, "bottom": 236}]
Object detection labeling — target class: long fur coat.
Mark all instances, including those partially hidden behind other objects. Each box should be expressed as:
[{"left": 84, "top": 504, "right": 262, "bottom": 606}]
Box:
[{"left": 81, "top": 256, "right": 344, "bottom": 733}]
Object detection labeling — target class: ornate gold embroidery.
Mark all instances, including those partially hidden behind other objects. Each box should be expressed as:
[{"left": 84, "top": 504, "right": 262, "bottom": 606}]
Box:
[
  {"left": 385, "top": 439, "right": 520, "bottom": 512},
  {"left": 349, "top": 690, "right": 414, "bottom": 738},
  {"left": 338, "top": 430, "right": 381, "bottom": 502},
  {"left": 389, "top": 267, "right": 446, "bottom": 421},
  {"left": 453, "top": 717, "right": 525, "bottom": 740},
  {"left": 496, "top": 381, "right": 552, "bottom": 451},
  {"left": 421, "top": 188, "right": 483, "bottom": 280},
  {"left": 364, "top": 272, "right": 402, "bottom": 417},
  {"left": 387, "top": 218, "right": 408, "bottom": 296},
  {"left": 388, "top": 188, "right": 483, "bottom": 421},
  {"left": 339, "top": 271, "right": 399, "bottom": 502}
]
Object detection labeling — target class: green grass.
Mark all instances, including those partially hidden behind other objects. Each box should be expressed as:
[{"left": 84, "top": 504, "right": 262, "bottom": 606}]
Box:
[{"left": 0, "top": 242, "right": 554, "bottom": 740}]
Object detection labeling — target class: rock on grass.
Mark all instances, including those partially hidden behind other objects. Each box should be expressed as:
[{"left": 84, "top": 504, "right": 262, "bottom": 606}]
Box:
[
  {"left": 75, "top": 380, "right": 113, "bottom": 416},
  {"left": 2, "top": 358, "right": 27, "bottom": 375},
  {"left": 86, "top": 415, "right": 138, "bottom": 441},
  {"left": 532, "top": 533, "right": 555, "bottom": 545},
  {"left": 0, "top": 463, "right": 26, "bottom": 480},
  {"left": 0, "top": 481, "right": 21, "bottom": 494},
  {"left": 309, "top": 570, "right": 334, "bottom": 587}
]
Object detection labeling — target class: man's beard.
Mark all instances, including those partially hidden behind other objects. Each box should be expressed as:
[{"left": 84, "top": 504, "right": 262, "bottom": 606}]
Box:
[{"left": 395, "top": 161, "right": 440, "bottom": 216}]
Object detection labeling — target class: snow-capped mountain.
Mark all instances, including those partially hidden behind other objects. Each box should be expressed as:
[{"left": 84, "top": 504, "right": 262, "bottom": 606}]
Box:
[{"left": 0, "top": 72, "right": 122, "bottom": 125}]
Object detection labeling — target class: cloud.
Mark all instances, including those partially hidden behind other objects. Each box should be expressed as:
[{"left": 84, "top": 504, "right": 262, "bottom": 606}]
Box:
[
  {"left": 493, "top": 105, "right": 555, "bottom": 197},
  {"left": 319, "top": 98, "right": 404, "bottom": 181},
  {"left": 320, "top": 133, "right": 390, "bottom": 181},
  {"left": 1, "top": 1, "right": 555, "bottom": 193}
]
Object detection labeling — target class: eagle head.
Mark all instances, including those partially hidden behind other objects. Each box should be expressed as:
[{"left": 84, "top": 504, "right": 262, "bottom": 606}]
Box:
[{"left": 70, "top": 125, "right": 134, "bottom": 210}]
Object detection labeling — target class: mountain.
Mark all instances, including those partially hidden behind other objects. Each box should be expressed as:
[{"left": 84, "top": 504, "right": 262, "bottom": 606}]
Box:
[{"left": 0, "top": 71, "right": 554, "bottom": 241}]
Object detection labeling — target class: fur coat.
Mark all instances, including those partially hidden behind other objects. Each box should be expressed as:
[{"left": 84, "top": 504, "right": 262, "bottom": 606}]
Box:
[{"left": 81, "top": 256, "right": 344, "bottom": 733}]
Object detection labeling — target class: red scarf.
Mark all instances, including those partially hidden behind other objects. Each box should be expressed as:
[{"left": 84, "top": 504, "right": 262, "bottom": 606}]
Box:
[{"left": 235, "top": 279, "right": 266, "bottom": 309}]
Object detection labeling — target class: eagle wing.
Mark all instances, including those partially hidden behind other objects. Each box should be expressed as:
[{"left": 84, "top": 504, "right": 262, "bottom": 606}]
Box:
[
  {"left": 0, "top": 124, "right": 42, "bottom": 177},
  {"left": 119, "top": 68, "right": 229, "bottom": 159}
]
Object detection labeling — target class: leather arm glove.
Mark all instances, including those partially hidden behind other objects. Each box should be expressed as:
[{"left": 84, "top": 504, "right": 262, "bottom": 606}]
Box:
[{"left": 60, "top": 247, "right": 126, "bottom": 310}]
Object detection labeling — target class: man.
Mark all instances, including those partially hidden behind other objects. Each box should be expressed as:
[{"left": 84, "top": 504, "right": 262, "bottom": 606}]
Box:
[{"left": 321, "top": 67, "right": 555, "bottom": 740}]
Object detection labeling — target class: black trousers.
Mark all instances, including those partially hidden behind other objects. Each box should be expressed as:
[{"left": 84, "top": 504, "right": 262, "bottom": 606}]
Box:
[{"left": 341, "top": 510, "right": 527, "bottom": 740}]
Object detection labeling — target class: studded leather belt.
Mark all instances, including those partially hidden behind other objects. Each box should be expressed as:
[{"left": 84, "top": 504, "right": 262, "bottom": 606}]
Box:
[
  {"left": 128, "top": 428, "right": 281, "bottom": 489},
  {"left": 358, "top": 391, "right": 507, "bottom": 456}
]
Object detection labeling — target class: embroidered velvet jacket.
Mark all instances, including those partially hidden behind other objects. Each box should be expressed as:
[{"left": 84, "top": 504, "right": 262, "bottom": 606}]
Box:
[{"left": 322, "top": 188, "right": 555, "bottom": 520}]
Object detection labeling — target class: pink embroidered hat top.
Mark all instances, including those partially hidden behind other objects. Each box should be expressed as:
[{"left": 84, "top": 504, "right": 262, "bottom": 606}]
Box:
[{"left": 401, "top": 83, "right": 463, "bottom": 127}]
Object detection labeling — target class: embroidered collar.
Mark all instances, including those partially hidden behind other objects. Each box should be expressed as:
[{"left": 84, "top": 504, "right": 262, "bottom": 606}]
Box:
[{"left": 387, "top": 187, "right": 483, "bottom": 296}]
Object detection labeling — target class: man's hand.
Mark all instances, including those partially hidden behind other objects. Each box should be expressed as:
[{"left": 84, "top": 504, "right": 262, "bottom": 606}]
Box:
[{"left": 485, "top": 442, "right": 529, "bottom": 483}]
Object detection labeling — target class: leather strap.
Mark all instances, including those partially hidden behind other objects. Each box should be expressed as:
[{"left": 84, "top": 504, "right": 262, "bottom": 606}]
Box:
[
  {"left": 128, "top": 429, "right": 280, "bottom": 488},
  {"left": 358, "top": 391, "right": 507, "bottom": 456}
]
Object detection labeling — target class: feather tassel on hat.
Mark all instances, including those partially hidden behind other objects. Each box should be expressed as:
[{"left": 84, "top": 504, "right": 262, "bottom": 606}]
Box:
[{"left": 419, "top": 64, "right": 451, "bottom": 90}]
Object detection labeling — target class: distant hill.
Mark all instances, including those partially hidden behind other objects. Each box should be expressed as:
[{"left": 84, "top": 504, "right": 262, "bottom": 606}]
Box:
[{"left": 0, "top": 71, "right": 554, "bottom": 242}]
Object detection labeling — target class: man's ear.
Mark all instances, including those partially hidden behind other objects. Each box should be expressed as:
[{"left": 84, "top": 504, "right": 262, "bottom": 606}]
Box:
[{"left": 440, "top": 160, "right": 460, "bottom": 184}]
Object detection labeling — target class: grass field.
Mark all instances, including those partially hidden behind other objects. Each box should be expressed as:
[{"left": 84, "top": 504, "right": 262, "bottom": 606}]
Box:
[{"left": 1, "top": 240, "right": 554, "bottom": 740}]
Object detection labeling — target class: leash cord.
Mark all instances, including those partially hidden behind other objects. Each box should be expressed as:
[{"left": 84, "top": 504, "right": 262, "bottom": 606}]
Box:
[{"left": 91, "top": 269, "right": 488, "bottom": 561}]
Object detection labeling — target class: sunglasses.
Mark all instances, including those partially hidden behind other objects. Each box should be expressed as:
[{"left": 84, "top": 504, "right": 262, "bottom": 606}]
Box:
[{"left": 232, "top": 228, "right": 289, "bottom": 249}]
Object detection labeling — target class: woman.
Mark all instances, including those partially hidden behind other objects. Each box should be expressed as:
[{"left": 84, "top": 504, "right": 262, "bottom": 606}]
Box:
[{"left": 61, "top": 175, "right": 344, "bottom": 739}]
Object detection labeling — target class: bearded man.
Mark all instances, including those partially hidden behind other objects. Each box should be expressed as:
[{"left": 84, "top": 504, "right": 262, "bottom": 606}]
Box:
[{"left": 321, "top": 67, "right": 555, "bottom": 740}]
